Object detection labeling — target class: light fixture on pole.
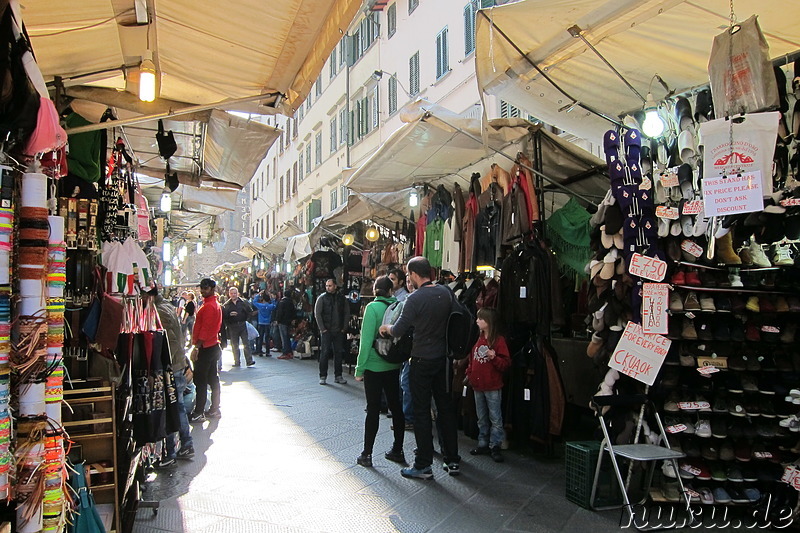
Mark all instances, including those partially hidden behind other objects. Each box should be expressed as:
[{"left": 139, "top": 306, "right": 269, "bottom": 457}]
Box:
[
  {"left": 164, "top": 268, "right": 172, "bottom": 286},
  {"left": 139, "top": 51, "right": 157, "bottom": 102},
  {"left": 641, "top": 93, "right": 665, "bottom": 138},
  {"left": 179, "top": 245, "right": 188, "bottom": 260},
  {"left": 196, "top": 241, "right": 203, "bottom": 254},
  {"left": 342, "top": 233, "right": 355, "bottom": 246},
  {"left": 162, "top": 238, "right": 171, "bottom": 261},
  {"left": 160, "top": 189, "right": 172, "bottom": 212}
]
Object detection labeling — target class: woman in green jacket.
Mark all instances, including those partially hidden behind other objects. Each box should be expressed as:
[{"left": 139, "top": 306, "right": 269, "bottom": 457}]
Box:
[{"left": 355, "top": 275, "right": 406, "bottom": 467}]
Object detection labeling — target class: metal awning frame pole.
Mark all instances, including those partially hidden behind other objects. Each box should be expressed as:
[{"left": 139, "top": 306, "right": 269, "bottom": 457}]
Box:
[{"left": 64, "top": 92, "right": 283, "bottom": 135}]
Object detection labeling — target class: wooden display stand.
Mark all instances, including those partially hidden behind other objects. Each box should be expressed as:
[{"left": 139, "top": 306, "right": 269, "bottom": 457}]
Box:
[{"left": 62, "top": 382, "right": 120, "bottom": 533}]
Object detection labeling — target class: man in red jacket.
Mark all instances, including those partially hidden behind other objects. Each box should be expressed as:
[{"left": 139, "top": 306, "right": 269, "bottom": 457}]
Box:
[{"left": 189, "top": 278, "right": 223, "bottom": 422}]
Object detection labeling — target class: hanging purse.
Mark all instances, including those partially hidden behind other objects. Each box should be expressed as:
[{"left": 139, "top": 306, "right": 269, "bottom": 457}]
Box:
[
  {"left": 156, "top": 119, "right": 177, "bottom": 159},
  {"left": 67, "top": 462, "right": 106, "bottom": 533}
]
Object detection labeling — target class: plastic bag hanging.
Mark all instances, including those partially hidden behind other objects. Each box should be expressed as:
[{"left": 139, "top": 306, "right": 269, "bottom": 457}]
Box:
[{"left": 156, "top": 119, "right": 177, "bottom": 159}]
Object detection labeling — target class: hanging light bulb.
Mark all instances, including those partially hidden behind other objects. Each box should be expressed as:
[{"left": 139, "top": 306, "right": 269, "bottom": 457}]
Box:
[
  {"left": 286, "top": 263, "right": 292, "bottom": 273},
  {"left": 196, "top": 241, "right": 203, "bottom": 254},
  {"left": 365, "top": 227, "right": 380, "bottom": 242},
  {"left": 641, "top": 93, "right": 665, "bottom": 138},
  {"left": 139, "top": 51, "right": 157, "bottom": 102},
  {"left": 342, "top": 233, "right": 355, "bottom": 246},
  {"left": 164, "top": 268, "right": 172, "bottom": 286},
  {"left": 160, "top": 190, "right": 172, "bottom": 212},
  {"left": 162, "top": 238, "right": 171, "bottom": 261},
  {"left": 409, "top": 189, "right": 419, "bottom": 207},
  {"left": 179, "top": 245, "right": 188, "bottom": 260},
  {"left": 259, "top": 259, "right": 265, "bottom": 269}
]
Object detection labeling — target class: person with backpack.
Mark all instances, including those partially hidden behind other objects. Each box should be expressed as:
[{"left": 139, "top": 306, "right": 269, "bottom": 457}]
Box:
[
  {"left": 465, "top": 308, "right": 510, "bottom": 463},
  {"left": 379, "top": 256, "right": 461, "bottom": 480},
  {"left": 354, "top": 275, "right": 406, "bottom": 468}
]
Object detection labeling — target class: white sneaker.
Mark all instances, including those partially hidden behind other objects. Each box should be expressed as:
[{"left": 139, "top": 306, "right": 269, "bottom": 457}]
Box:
[
  {"left": 728, "top": 272, "right": 743, "bottom": 288},
  {"left": 695, "top": 419, "right": 712, "bottom": 438},
  {"left": 662, "top": 460, "right": 678, "bottom": 479},
  {"left": 773, "top": 244, "right": 794, "bottom": 266},
  {"left": 749, "top": 241, "right": 771, "bottom": 267}
]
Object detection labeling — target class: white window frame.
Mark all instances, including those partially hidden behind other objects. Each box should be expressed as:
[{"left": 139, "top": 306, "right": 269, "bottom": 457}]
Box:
[
  {"left": 388, "top": 74, "right": 398, "bottom": 115},
  {"left": 315, "top": 131, "right": 323, "bottom": 165},
  {"left": 387, "top": 3, "right": 397, "bottom": 38},
  {"left": 330, "top": 117, "right": 338, "bottom": 153},
  {"left": 436, "top": 26, "right": 449, "bottom": 80},
  {"left": 409, "top": 52, "right": 420, "bottom": 95}
]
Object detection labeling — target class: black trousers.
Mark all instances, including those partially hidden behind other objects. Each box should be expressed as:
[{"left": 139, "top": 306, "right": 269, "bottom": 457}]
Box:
[
  {"left": 409, "top": 357, "right": 460, "bottom": 469},
  {"left": 192, "top": 344, "right": 221, "bottom": 414},
  {"left": 362, "top": 368, "right": 404, "bottom": 456}
]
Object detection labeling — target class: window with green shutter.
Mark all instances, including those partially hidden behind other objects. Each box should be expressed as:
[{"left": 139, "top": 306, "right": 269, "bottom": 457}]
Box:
[{"left": 409, "top": 52, "right": 419, "bottom": 95}]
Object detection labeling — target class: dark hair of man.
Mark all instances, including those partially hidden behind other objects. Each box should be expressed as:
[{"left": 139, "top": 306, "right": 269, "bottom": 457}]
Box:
[
  {"left": 406, "top": 256, "right": 432, "bottom": 280},
  {"left": 199, "top": 278, "right": 216, "bottom": 289},
  {"left": 389, "top": 268, "right": 406, "bottom": 284},
  {"left": 326, "top": 278, "right": 336, "bottom": 286},
  {"left": 374, "top": 275, "right": 393, "bottom": 297}
]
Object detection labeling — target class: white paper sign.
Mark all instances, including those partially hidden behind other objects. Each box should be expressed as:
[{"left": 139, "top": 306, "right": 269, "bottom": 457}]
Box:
[
  {"left": 608, "top": 322, "right": 671, "bottom": 386},
  {"left": 642, "top": 284, "right": 669, "bottom": 335},
  {"left": 628, "top": 253, "right": 667, "bottom": 282},
  {"left": 702, "top": 171, "right": 765, "bottom": 216}
]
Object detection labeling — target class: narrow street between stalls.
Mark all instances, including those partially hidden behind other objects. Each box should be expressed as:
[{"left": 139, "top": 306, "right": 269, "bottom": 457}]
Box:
[{"left": 132, "top": 350, "right": 623, "bottom": 533}]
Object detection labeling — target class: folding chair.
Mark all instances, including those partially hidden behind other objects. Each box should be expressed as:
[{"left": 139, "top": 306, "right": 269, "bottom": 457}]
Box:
[{"left": 589, "top": 394, "right": 690, "bottom": 528}]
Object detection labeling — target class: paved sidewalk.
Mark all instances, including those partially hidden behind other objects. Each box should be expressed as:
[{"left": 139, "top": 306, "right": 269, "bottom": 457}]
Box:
[{"left": 133, "top": 350, "right": 626, "bottom": 533}]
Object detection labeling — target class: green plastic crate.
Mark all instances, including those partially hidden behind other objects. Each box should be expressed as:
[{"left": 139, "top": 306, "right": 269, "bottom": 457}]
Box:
[{"left": 565, "top": 441, "right": 623, "bottom": 509}]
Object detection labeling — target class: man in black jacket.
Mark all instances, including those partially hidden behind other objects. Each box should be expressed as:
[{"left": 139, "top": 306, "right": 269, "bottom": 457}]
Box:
[
  {"left": 380, "top": 256, "right": 461, "bottom": 480},
  {"left": 222, "top": 287, "right": 255, "bottom": 367},
  {"left": 314, "top": 279, "right": 350, "bottom": 385},
  {"left": 274, "top": 291, "right": 296, "bottom": 360}
]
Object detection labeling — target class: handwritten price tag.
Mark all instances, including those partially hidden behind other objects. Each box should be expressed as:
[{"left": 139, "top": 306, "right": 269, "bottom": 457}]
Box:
[
  {"left": 754, "top": 451, "right": 773, "bottom": 459},
  {"left": 681, "top": 240, "right": 703, "bottom": 258},
  {"left": 780, "top": 198, "right": 800, "bottom": 207},
  {"left": 656, "top": 206, "right": 680, "bottom": 220},
  {"left": 697, "top": 366, "right": 720, "bottom": 375},
  {"left": 762, "top": 325, "right": 780, "bottom": 333},
  {"left": 639, "top": 177, "right": 652, "bottom": 191},
  {"left": 686, "top": 488, "right": 701, "bottom": 498},
  {"left": 628, "top": 252, "right": 667, "bottom": 282},
  {"left": 661, "top": 172, "right": 679, "bottom": 187},
  {"left": 667, "top": 424, "right": 687, "bottom": 434},
  {"left": 680, "top": 464, "right": 701, "bottom": 476},
  {"left": 682, "top": 200, "right": 705, "bottom": 215},
  {"left": 678, "top": 401, "right": 711, "bottom": 411}
]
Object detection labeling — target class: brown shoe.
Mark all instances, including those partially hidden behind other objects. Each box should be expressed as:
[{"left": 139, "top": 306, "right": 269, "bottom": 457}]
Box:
[
  {"left": 277, "top": 353, "right": 293, "bottom": 360},
  {"left": 714, "top": 232, "right": 742, "bottom": 265}
]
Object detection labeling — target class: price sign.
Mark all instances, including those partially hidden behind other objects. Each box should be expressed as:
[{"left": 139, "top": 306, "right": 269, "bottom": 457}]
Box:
[
  {"left": 762, "top": 325, "right": 780, "bottom": 333},
  {"left": 702, "top": 171, "right": 764, "bottom": 217},
  {"left": 628, "top": 253, "right": 667, "bottom": 282},
  {"left": 678, "top": 401, "right": 711, "bottom": 410},
  {"left": 697, "top": 356, "right": 728, "bottom": 369},
  {"left": 661, "top": 171, "right": 679, "bottom": 187},
  {"left": 781, "top": 465, "right": 800, "bottom": 491},
  {"left": 681, "top": 464, "right": 702, "bottom": 476},
  {"left": 686, "top": 488, "right": 701, "bottom": 499},
  {"left": 639, "top": 177, "right": 652, "bottom": 190},
  {"left": 682, "top": 200, "right": 705, "bottom": 215},
  {"left": 781, "top": 198, "right": 800, "bottom": 207},
  {"left": 608, "top": 322, "right": 671, "bottom": 386},
  {"left": 697, "top": 366, "right": 720, "bottom": 375},
  {"left": 666, "top": 424, "right": 687, "bottom": 434},
  {"left": 754, "top": 451, "right": 773, "bottom": 459},
  {"left": 681, "top": 240, "right": 703, "bottom": 258},
  {"left": 642, "top": 283, "right": 669, "bottom": 334},
  {"left": 656, "top": 206, "right": 680, "bottom": 220}
]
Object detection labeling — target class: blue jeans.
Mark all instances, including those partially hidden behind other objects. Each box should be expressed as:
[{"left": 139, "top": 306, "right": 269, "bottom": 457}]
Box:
[
  {"left": 278, "top": 324, "right": 292, "bottom": 355},
  {"left": 166, "top": 369, "right": 193, "bottom": 457},
  {"left": 256, "top": 323, "right": 270, "bottom": 353},
  {"left": 319, "top": 331, "right": 345, "bottom": 378},
  {"left": 409, "top": 357, "right": 459, "bottom": 469},
  {"left": 474, "top": 389, "right": 505, "bottom": 448},
  {"left": 400, "top": 361, "right": 413, "bottom": 423}
]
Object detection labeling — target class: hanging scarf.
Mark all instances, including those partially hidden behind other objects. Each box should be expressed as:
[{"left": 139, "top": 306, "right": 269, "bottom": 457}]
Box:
[{"left": 545, "top": 197, "right": 592, "bottom": 281}]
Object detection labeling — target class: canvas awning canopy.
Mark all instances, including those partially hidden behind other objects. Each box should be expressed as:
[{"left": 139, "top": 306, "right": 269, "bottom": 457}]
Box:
[
  {"left": 345, "top": 99, "right": 608, "bottom": 215},
  {"left": 234, "top": 237, "right": 269, "bottom": 260},
  {"left": 475, "top": 0, "right": 800, "bottom": 144},
  {"left": 308, "top": 189, "right": 415, "bottom": 248},
  {"left": 284, "top": 233, "right": 313, "bottom": 263},
  {"left": 262, "top": 222, "right": 305, "bottom": 257},
  {"left": 345, "top": 100, "right": 532, "bottom": 193},
  {"left": 20, "top": 0, "right": 360, "bottom": 230}
]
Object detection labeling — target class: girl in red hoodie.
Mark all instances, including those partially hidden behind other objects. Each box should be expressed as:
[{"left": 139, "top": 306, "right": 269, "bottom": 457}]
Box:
[{"left": 466, "top": 308, "right": 511, "bottom": 462}]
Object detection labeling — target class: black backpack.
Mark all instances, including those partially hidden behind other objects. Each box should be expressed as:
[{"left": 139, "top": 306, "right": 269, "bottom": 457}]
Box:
[
  {"left": 446, "top": 289, "right": 479, "bottom": 360},
  {"left": 373, "top": 300, "right": 413, "bottom": 364}
]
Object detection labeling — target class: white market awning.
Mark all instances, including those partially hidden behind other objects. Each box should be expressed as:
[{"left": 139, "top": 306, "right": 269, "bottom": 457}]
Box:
[
  {"left": 345, "top": 100, "right": 532, "bottom": 193},
  {"left": 262, "top": 222, "right": 305, "bottom": 257},
  {"left": 308, "top": 189, "right": 415, "bottom": 247},
  {"left": 475, "top": 0, "right": 800, "bottom": 144}
]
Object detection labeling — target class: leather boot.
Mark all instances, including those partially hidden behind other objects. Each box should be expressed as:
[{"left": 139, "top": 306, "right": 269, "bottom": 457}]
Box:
[{"left": 714, "top": 232, "right": 741, "bottom": 265}]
